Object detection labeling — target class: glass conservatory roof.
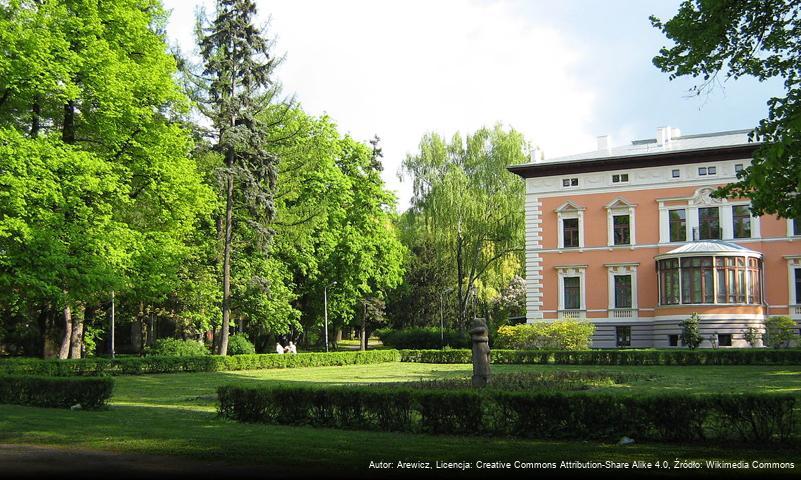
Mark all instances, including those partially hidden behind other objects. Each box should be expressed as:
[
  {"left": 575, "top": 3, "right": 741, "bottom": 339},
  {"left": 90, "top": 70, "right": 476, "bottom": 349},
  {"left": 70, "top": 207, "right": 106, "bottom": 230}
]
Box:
[{"left": 655, "top": 241, "right": 761, "bottom": 260}]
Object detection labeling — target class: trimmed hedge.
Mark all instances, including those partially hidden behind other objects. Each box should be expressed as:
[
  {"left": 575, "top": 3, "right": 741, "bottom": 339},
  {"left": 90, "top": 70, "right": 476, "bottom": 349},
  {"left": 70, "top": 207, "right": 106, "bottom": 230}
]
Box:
[
  {"left": 375, "top": 327, "right": 470, "bottom": 349},
  {"left": 144, "top": 338, "right": 210, "bottom": 357},
  {"left": 218, "top": 384, "right": 797, "bottom": 444},
  {"left": 0, "top": 375, "right": 113, "bottom": 409},
  {"left": 0, "top": 350, "right": 401, "bottom": 377},
  {"left": 399, "top": 348, "right": 801, "bottom": 365}
]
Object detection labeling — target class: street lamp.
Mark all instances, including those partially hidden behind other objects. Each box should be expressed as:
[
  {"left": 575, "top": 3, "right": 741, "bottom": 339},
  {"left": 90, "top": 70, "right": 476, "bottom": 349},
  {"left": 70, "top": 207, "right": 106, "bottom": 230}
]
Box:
[
  {"left": 324, "top": 281, "right": 337, "bottom": 353},
  {"left": 439, "top": 287, "right": 453, "bottom": 349}
]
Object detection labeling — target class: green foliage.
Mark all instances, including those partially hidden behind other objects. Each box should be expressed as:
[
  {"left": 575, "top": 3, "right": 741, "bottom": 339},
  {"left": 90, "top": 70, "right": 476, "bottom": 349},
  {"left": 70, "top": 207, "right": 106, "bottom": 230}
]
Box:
[
  {"left": 0, "top": 375, "right": 113, "bottom": 409},
  {"left": 495, "top": 321, "right": 595, "bottom": 350},
  {"left": 398, "top": 348, "right": 801, "bottom": 366},
  {"left": 227, "top": 334, "right": 256, "bottom": 355},
  {"left": 145, "top": 338, "right": 210, "bottom": 357},
  {"left": 680, "top": 313, "right": 703, "bottom": 350},
  {"left": 218, "top": 384, "right": 797, "bottom": 444},
  {"left": 399, "top": 125, "right": 528, "bottom": 326},
  {"left": 375, "top": 327, "right": 469, "bottom": 349},
  {"left": 651, "top": 0, "right": 801, "bottom": 218},
  {"left": 763, "top": 316, "right": 798, "bottom": 349},
  {"left": 742, "top": 326, "right": 761, "bottom": 348},
  {"left": 0, "top": 350, "right": 401, "bottom": 376}
]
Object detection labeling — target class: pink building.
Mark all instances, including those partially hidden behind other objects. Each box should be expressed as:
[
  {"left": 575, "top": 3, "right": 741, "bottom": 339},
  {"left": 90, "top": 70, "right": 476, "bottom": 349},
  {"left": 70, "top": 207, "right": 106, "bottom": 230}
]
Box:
[{"left": 508, "top": 128, "right": 801, "bottom": 348}]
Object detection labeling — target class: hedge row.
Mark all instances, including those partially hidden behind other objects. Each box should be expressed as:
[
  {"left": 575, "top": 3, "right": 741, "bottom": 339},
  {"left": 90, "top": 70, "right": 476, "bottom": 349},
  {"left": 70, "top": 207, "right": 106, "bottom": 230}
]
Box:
[
  {"left": 399, "top": 348, "right": 801, "bottom": 365},
  {"left": 218, "top": 384, "right": 797, "bottom": 444},
  {"left": 0, "top": 375, "right": 114, "bottom": 409},
  {"left": 0, "top": 350, "right": 401, "bottom": 376}
]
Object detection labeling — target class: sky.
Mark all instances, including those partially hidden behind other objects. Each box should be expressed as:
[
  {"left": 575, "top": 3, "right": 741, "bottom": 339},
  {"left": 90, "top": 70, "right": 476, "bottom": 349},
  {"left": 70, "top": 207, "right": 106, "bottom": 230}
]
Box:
[{"left": 162, "top": 0, "right": 784, "bottom": 212}]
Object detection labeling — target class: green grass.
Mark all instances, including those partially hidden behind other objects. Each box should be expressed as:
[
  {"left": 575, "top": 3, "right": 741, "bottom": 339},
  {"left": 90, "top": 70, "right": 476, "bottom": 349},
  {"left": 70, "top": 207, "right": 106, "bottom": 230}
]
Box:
[{"left": 2, "top": 362, "right": 801, "bottom": 476}]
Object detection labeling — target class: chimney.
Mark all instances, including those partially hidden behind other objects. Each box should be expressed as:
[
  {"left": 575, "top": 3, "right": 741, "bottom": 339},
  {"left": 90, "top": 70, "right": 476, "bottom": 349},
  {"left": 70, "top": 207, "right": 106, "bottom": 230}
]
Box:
[
  {"left": 656, "top": 126, "right": 670, "bottom": 146},
  {"left": 596, "top": 135, "right": 611, "bottom": 151},
  {"left": 530, "top": 146, "right": 543, "bottom": 163}
]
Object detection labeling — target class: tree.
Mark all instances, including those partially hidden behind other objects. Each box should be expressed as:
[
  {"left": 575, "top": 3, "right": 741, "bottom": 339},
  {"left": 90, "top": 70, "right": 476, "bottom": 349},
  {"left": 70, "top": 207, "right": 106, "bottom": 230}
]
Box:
[
  {"left": 0, "top": 0, "right": 214, "bottom": 358},
  {"left": 194, "top": 0, "right": 285, "bottom": 355},
  {"left": 679, "top": 313, "right": 703, "bottom": 349},
  {"left": 400, "top": 125, "right": 528, "bottom": 327},
  {"left": 652, "top": 0, "right": 801, "bottom": 218},
  {"left": 763, "top": 315, "right": 797, "bottom": 349}
]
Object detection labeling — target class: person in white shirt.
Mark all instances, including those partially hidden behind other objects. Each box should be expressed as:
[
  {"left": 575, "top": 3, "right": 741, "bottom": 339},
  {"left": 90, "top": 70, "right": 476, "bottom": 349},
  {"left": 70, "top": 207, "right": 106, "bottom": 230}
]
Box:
[
  {"left": 287, "top": 341, "right": 297, "bottom": 354},
  {"left": 275, "top": 342, "right": 285, "bottom": 354}
]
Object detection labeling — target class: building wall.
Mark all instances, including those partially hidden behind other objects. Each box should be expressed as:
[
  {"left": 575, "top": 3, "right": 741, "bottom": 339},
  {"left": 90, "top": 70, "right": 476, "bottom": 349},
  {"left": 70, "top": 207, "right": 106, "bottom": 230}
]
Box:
[{"left": 523, "top": 156, "right": 801, "bottom": 347}]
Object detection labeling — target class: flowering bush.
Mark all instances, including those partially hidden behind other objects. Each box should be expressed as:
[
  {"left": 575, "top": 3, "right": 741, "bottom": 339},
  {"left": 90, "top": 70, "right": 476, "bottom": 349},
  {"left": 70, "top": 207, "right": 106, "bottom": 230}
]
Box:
[{"left": 494, "top": 320, "right": 595, "bottom": 350}]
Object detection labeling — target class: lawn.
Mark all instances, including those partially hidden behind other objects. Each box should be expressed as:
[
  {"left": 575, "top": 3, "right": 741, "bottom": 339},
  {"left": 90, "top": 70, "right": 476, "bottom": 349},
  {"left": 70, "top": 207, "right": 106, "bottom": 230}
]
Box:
[{"left": 1, "top": 362, "right": 800, "bottom": 477}]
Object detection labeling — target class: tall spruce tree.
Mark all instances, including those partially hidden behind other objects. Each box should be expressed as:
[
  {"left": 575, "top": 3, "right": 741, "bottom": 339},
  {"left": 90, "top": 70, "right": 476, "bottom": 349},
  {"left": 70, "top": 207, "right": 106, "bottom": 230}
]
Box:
[{"left": 196, "top": 0, "right": 282, "bottom": 355}]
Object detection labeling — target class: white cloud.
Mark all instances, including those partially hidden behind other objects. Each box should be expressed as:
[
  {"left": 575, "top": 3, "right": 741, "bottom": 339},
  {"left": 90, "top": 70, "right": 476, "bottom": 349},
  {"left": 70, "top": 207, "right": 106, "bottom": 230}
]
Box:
[{"left": 163, "top": 0, "right": 599, "bottom": 210}]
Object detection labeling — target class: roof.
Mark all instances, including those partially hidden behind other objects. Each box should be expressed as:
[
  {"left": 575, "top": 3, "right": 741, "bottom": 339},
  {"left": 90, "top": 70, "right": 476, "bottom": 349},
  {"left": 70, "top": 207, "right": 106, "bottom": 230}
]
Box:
[
  {"left": 655, "top": 241, "right": 762, "bottom": 259},
  {"left": 548, "top": 129, "right": 755, "bottom": 163},
  {"left": 508, "top": 129, "right": 761, "bottom": 179}
]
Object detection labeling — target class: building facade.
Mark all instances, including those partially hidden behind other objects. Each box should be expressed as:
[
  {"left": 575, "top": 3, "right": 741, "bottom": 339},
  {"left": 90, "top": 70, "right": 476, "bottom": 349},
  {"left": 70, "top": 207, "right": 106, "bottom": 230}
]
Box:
[{"left": 508, "top": 128, "right": 801, "bottom": 348}]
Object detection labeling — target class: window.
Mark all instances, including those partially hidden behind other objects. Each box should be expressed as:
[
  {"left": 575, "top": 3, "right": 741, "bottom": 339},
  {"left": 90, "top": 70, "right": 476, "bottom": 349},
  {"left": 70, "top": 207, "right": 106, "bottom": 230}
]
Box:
[
  {"left": 612, "top": 173, "right": 629, "bottom": 183},
  {"left": 563, "top": 277, "right": 581, "bottom": 310},
  {"left": 669, "top": 209, "right": 686, "bottom": 242},
  {"left": 612, "top": 214, "right": 630, "bottom": 245},
  {"left": 795, "top": 269, "right": 801, "bottom": 305},
  {"left": 563, "top": 218, "right": 579, "bottom": 248},
  {"left": 616, "top": 326, "right": 631, "bottom": 347},
  {"left": 794, "top": 218, "right": 801, "bottom": 236},
  {"left": 659, "top": 258, "right": 680, "bottom": 305},
  {"left": 708, "top": 166, "right": 717, "bottom": 175},
  {"left": 658, "top": 256, "right": 762, "bottom": 306},
  {"left": 698, "top": 207, "right": 720, "bottom": 240},
  {"left": 732, "top": 205, "right": 751, "bottom": 239},
  {"left": 668, "top": 334, "right": 679, "bottom": 347},
  {"left": 718, "top": 334, "right": 732, "bottom": 347},
  {"left": 735, "top": 164, "right": 743, "bottom": 172},
  {"left": 672, "top": 169, "right": 680, "bottom": 178},
  {"left": 698, "top": 167, "right": 707, "bottom": 176},
  {"left": 614, "top": 275, "right": 632, "bottom": 308},
  {"left": 562, "top": 178, "right": 579, "bottom": 187},
  {"left": 681, "top": 257, "right": 715, "bottom": 304}
]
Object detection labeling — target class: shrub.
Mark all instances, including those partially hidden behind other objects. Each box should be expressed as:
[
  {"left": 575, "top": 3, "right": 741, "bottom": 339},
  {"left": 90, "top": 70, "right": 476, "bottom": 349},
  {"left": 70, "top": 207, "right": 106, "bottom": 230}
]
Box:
[
  {"left": 375, "top": 327, "right": 469, "bottom": 349},
  {"left": 399, "top": 348, "right": 801, "bottom": 365},
  {"left": 145, "top": 338, "right": 209, "bottom": 357},
  {"left": 763, "top": 316, "right": 797, "bottom": 349},
  {"left": 680, "top": 313, "right": 703, "bottom": 349},
  {"left": 0, "top": 375, "right": 113, "bottom": 409},
  {"left": 227, "top": 334, "right": 256, "bottom": 355},
  {"left": 218, "top": 384, "right": 797, "bottom": 444},
  {"left": 742, "top": 326, "right": 761, "bottom": 347},
  {"left": 0, "top": 350, "right": 401, "bottom": 376},
  {"left": 494, "top": 320, "right": 595, "bottom": 350}
]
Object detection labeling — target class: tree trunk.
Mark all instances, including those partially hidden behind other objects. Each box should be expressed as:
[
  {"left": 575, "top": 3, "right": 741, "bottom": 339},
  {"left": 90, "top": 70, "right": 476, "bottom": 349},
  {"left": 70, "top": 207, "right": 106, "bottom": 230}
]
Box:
[
  {"left": 360, "top": 302, "right": 367, "bottom": 351},
  {"left": 58, "top": 304, "right": 72, "bottom": 360},
  {"left": 31, "top": 97, "right": 41, "bottom": 138},
  {"left": 69, "top": 306, "right": 84, "bottom": 359},
  {"left": 456, "top": 226, "right": 467, "bottom": 327},
  {"left": 131, "top": 302, "right": 143, "bottom": 354},
  {"left": 62, "top": 101, "right": 75, "bottom": 143},
  {"left": 217, "top": 153, "right": 234, "bottom": 356}
]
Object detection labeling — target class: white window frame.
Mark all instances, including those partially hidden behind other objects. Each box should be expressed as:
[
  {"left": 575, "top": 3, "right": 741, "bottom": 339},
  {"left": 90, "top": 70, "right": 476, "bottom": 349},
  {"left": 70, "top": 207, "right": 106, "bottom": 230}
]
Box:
[
  {"left": 605, "top": 263, "right": 639, "bottom": 320},
  {"left": 729, "top": 202, "right": 759, "bottom": 240},
  {"left": 787, "top": 256, "right": 801, "bottom": 318},
  {"left": 787, "top": 218, "right": 801, "bottom": 237},
  {"left": 555, "top": 201, "right": 585, "bottom": 249},
  {"left": 556, "top": 265, "right": 587, "bottom": 319},
  {"left": 605, "top": 198, "right": 636, "bottom": 247}
]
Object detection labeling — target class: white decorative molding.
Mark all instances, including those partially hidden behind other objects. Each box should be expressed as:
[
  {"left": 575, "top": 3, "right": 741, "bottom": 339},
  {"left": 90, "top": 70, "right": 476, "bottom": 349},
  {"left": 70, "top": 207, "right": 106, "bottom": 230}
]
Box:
[
  {"left": 604, "top": 197, "right": 637, "bottom": 247},
  {"left": 555, "top": 201, "right": 585, "bottom": 249},
  {"left": 525, "top": 195, "right": 544, "bottom": 322}
]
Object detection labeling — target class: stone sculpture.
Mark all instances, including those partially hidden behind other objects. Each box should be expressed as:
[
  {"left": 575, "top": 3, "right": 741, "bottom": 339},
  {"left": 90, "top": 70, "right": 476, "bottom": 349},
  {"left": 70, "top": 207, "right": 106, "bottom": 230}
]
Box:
[{"left": 469, "top": 318, "right": 491, "bottom": 387}]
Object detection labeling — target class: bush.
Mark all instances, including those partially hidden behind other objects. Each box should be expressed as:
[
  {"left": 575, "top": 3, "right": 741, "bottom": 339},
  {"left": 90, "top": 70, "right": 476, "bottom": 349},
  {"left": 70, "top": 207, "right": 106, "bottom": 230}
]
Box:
[
  {"left": 0, "top": 375, "right": 113, "bottom": 409},
  {"left": 218, "top": 384, "right": 797, "bottom": 444},
  {"left": 680, "top": 313, "right": 703, "bottom": 349},
  {"left": 764, "top": 316, "right": 797, "bottom": 349},
  {"left": 227, "top": 334, "right": 256, "bottom": 355},
  {"left": 0, "top": 350, "right": 401, "bottom": 376},
  {"left": 494, "top": 320, "right": 594, "bottom": 350},
  {"left": 399, "top": 348, "right": 801, "bottom": 365},
  {"left": 145, "top": 338, "right": 209, "bottom": 357},
  {"left": 375, "top": 327, "right": 469, "bottom": 349}
]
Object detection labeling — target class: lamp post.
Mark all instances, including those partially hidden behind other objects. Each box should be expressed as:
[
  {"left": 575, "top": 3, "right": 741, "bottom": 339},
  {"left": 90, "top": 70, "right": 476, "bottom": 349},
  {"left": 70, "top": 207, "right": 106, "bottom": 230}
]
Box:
[
  {"left": 110, "top": 290, "right": 116, "bottom": 359},
  {"left": 324, "top": 281, "right": 337, "bottom": 353},
  {"left": 439, "top": 287, "right": 453, "bottom": 349}
]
